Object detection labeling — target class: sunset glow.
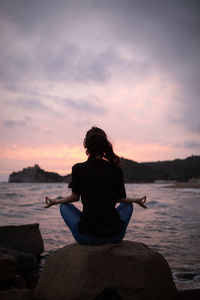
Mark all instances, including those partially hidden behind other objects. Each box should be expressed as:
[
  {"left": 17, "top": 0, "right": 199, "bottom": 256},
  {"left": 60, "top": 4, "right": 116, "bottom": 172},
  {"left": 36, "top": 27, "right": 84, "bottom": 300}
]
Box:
[{"left": 0, "top": 0, "right": 200, "bottom": 181}]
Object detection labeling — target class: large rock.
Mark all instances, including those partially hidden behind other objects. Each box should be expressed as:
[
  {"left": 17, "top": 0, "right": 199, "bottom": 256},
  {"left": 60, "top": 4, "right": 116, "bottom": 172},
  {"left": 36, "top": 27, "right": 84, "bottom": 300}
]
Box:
[
  {"left": 0, "top": 224, "right": 44, "bottom": 256},
  {"left": 34, "top": 241, "right": 177, "bottom": 300},
  {"left": 0, "top": 254, "right": 16, "bottom": 281},
  {"left": 0, "top": 288, "right": 34, "bottom": 300},
  {"left": 0, "top": 248, "right": 39, "bottom": 275},
  {"left": 176, "top": 289, "right": 200, "bottom": 300},
  {"left": 0, "top": 254, "right": 16, "bottom": 289}
]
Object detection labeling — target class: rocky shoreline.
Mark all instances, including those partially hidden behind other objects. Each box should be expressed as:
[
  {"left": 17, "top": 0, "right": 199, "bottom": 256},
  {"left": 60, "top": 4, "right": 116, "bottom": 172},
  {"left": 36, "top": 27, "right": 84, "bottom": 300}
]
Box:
[{"left": 0, "top": 223, "right": 200, "bottom": 300}]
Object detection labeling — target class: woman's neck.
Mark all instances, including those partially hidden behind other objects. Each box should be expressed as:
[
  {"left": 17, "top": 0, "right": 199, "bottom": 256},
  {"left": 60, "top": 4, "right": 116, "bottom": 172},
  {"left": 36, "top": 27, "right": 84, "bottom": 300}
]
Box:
[
  {"left": 88, "top": 155, "right": 103, "bottom": 160},
  {"left": 95, "top": 155, "right": 103, "bottom": 159}
]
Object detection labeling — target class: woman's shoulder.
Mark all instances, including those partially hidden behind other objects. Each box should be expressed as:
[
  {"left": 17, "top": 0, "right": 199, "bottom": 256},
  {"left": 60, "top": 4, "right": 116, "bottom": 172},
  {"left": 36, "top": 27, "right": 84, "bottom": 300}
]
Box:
[
  {"left": 73, "top": 159, "right": 123, "bottom": 171},
  {"left": 102, "top": 160, "right": 123, "bottom": 175},
  {"left": 72, "top": 160, "right": 88, "bottom": 170}
]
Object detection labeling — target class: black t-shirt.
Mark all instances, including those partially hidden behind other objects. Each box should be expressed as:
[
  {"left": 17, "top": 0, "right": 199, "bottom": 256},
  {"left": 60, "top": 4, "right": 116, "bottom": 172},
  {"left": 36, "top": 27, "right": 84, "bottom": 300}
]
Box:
[{"left": 70, "top": 157, "right": 126, "bottom": 238}]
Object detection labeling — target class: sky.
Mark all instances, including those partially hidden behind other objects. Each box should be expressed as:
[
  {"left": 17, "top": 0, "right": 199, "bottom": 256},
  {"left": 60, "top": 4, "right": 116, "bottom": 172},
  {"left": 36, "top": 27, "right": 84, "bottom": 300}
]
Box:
[{"left": 0, "top": 0, "right": 200, "bottom": 181}]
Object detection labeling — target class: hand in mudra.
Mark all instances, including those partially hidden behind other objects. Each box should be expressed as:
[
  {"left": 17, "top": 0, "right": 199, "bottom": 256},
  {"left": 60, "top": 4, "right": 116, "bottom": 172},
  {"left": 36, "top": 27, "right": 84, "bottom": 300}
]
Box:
[
  {"left": 44, "top": 196, "right": 56, "bottom": 208},
  {"left": 135, "top": 196, "right": 147, "bottom": 208}
]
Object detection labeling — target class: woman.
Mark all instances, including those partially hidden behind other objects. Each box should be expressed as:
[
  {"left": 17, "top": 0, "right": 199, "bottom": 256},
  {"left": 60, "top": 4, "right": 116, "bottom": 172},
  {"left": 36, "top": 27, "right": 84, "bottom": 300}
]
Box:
[{"left": 45, "top": 127, "right": 147, "bottom": 245}]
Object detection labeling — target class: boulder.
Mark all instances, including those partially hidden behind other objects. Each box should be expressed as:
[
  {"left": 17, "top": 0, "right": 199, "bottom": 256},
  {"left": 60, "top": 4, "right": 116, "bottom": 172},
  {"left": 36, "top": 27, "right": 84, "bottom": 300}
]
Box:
[
  {"left": 176, "top": 289, "right": 200, "bottom": 300},
  {"left": 0, "top": 248, "right": 39, "bottom": 275},
  {"left": 34, "top": 241, "right": 177, "bottom": 300},
  {"left": 13, "top": 274, "right": 27, "bottom": 289},
  {"left": 0, "top": 254, "right": 16, "bottom": 289},
  {"left": 0, "top": 224, "right": 44, "bottom": 256},
  {"left": 0, "top": 288, "right": 34, "bottom": 300},
  {"left": 25, "top": 269, "right": 40, "bottom": 289}
]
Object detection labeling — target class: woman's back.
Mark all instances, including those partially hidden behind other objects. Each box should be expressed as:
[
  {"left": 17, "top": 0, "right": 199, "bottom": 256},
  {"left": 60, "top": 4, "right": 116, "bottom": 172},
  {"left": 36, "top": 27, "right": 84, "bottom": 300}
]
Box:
[{"left": 72, "top": 157, "right": 126, "bottom": 237}]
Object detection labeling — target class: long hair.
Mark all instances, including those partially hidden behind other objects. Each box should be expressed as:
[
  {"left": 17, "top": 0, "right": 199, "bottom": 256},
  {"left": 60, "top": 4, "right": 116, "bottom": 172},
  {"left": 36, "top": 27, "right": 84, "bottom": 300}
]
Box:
[{"left": 83, "top": 127, "right": 120, "bottom": 165}]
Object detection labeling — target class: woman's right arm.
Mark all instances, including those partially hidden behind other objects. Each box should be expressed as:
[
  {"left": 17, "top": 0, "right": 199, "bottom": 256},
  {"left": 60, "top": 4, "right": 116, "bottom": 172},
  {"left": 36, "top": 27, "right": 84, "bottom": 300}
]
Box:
[
  {"left": 117, "top": 196, "right": 147, "bottom": 208},
  {"left": 44, "top": 193, "right": 80, "bottom": 208}
]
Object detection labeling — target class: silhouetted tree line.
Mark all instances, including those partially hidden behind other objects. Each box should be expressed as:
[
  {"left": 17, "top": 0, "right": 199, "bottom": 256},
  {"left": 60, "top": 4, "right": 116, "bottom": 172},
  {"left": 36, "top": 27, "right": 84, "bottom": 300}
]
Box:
[{"left": 120, "top": 155, "right": 200, "bottom": 182}]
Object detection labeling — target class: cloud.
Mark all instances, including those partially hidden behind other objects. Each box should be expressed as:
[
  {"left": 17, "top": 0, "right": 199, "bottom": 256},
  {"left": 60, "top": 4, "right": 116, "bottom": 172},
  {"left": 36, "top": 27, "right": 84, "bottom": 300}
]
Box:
[
  {"left": 0, "top": 16, "right": 124, "bottom": 87},
  {"left": 60, "top": 97, "right": 106, "bottom": 114},
  {"left": 0, "top": 0, "right": 160, "bottom": 89},
  {"left": 3, "top": 118, "right": 40, "bottom": 131},
  {"left": 4, "top": 119, "right": 26, "bottom": 128},
  {"left": 168, "top": 96, "right": 200, "bottom": 134},
  {"left": 5, "top": 98, "right": 63, "bottom": 117},
  {"left": 173, "top": 140, "right": 200, "bottom": 150},
  {"left": 92, "top": 0, "right": 200, "bottom": 134},
  {"left": 14, "top": 99, "right": 49, "bottom": 110},
  {"left": 6, "top": 95, "right": 106, "bottom": 116},
  {"left": 184, "top": 140, "right": 200, "bottom": 149}
]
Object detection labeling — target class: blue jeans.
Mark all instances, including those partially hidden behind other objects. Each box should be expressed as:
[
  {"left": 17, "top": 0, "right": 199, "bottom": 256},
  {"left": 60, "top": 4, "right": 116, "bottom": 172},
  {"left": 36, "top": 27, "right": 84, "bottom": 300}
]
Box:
[{"left": 60, "top": 202, "right": 133, "bottom": 245}]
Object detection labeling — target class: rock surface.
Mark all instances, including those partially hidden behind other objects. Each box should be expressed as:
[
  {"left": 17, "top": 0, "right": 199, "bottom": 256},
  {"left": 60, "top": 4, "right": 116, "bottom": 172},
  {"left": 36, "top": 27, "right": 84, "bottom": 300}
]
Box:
[
  {"left": 12, "top": 274, "right": 27, "bottom": 289},
  {"left": 0, "top": 254, "right": 16, "bottom": 281},
  {"left": 0, "top": 224, "right": 44, "bottom": 256},
  {"left": 0, "top": 288, "right": 34, "bottom": 300},
  {"left": 35, "top": 241, "right": 177, "bottom": 300},
  {"left": 0, "top": 248, "right": 39, "bottom": 275},
  {"left": 176, "top": 289, "right": 200, "bottom": 300},
  {"left": 0, "top": 254, "right": 16, "bottom": 289}
]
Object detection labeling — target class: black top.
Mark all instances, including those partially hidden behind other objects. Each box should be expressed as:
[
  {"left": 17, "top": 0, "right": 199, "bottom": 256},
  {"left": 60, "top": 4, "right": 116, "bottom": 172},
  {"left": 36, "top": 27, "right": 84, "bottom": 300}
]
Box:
[{"left": 70, "top": 157, "right": 126, "bottom": 238}]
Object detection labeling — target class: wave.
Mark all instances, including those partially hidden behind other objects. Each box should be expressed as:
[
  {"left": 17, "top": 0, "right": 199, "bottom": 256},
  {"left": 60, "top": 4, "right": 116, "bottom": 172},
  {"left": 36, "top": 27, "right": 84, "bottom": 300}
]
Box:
[
  {"left": 178, "top": 188, "right": 200, "bottom": 194},
  {"left": 173, "top": 272, "right": 200, "bottom": 282},
  {"left": 147, "top": 200, "right": 168, "bottom": 208},
  {"left": 30, "top": 187, "right": 41, "bottom": 191},
  {"left": 4, "top": 193, "right": 24, "bottom": 197}
]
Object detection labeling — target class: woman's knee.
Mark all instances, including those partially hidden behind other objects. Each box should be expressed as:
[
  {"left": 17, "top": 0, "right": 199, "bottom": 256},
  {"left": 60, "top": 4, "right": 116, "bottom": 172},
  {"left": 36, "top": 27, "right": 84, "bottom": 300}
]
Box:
[
  {"left": 60, "top": 202, "right": 73, "bottom": 210},
  {"left": 60, "top": 202, "right": 78, "bottom": 216},
  {"left": 125, "top": 203, "right": 133, "bottom": 218},
  {"left": 117, "top": 202, "right": 133, "bottom": 212},
  {"left": 118, "top": 203, "right": 133, "bottom": 225},
  {"left": 128, "top": 202, "right": 133, "bottom": 213},
  {"left": 60, "top": 202, "right": 68, "bottom": 210}
]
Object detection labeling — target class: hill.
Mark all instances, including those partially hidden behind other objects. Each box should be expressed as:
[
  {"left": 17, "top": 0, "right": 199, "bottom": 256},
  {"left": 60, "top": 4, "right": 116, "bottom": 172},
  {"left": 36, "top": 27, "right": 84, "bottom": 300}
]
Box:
[{"left": 121, "top": 155, "right": 200, "bottom": 182}]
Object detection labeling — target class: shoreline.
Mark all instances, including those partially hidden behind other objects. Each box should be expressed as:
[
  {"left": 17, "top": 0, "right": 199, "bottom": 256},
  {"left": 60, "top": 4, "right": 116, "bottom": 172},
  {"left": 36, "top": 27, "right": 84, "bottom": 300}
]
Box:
[{"left": 166, "top": 182, "right": 200, "bottom": 189}]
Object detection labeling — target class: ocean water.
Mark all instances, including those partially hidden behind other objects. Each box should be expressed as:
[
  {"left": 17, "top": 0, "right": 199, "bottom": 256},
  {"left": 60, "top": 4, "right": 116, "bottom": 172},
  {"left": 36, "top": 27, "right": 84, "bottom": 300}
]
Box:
[{"left": 0, "top": 182, "right": 200, "bottom": 290}]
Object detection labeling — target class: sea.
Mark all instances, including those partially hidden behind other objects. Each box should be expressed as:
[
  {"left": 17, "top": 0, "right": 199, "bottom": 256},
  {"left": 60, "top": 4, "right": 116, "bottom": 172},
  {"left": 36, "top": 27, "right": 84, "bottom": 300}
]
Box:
[{"left": 0, "top": 182, "right": 200, "bottom": 291}]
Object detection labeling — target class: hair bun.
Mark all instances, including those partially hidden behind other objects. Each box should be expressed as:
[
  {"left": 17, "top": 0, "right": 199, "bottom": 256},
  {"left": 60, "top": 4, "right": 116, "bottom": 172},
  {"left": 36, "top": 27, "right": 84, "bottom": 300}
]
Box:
[{"left": 83, "top": 127, "right": 119, "bottom": 165}]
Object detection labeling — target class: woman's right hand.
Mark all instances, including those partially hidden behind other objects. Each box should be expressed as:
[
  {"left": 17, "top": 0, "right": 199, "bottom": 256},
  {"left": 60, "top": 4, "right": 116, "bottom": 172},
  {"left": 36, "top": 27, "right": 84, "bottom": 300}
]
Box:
[{"left": 44, "top": 196, "right": 57, "bottom": 208}]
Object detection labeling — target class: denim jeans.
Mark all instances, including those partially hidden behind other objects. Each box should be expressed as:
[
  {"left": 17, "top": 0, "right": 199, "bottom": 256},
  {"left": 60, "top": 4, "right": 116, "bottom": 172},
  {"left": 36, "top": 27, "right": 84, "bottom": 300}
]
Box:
[{"left": 60, "top": 202, "right": 133, "bottom": 245}]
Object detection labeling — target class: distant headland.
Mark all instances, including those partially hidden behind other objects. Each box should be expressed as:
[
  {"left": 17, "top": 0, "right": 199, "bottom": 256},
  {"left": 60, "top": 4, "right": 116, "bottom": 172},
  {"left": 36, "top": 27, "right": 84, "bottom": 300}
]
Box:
[
  {"left": 8, "top": 155, "right": 200, "bottom": 183},
  {"left": 9, "top": 164, "right": 71, "bottom": 183}
]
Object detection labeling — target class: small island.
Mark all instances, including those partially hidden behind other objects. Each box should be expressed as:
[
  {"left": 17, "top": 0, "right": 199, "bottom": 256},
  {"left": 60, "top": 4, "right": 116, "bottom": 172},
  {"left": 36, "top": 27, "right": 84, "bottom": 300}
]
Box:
[{"left": 9, "top": 164, "right": 71, "bottom": 183}]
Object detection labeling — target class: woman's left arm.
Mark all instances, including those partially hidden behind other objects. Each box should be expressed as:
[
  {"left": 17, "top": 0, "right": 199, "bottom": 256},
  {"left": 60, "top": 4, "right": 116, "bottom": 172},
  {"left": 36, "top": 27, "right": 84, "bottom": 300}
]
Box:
[
  {"left": 44, "top": 193, "right": 80, "bottom": 208},
  {"left": 117, "top": 196, "right": 147, "bottom": 208}
]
